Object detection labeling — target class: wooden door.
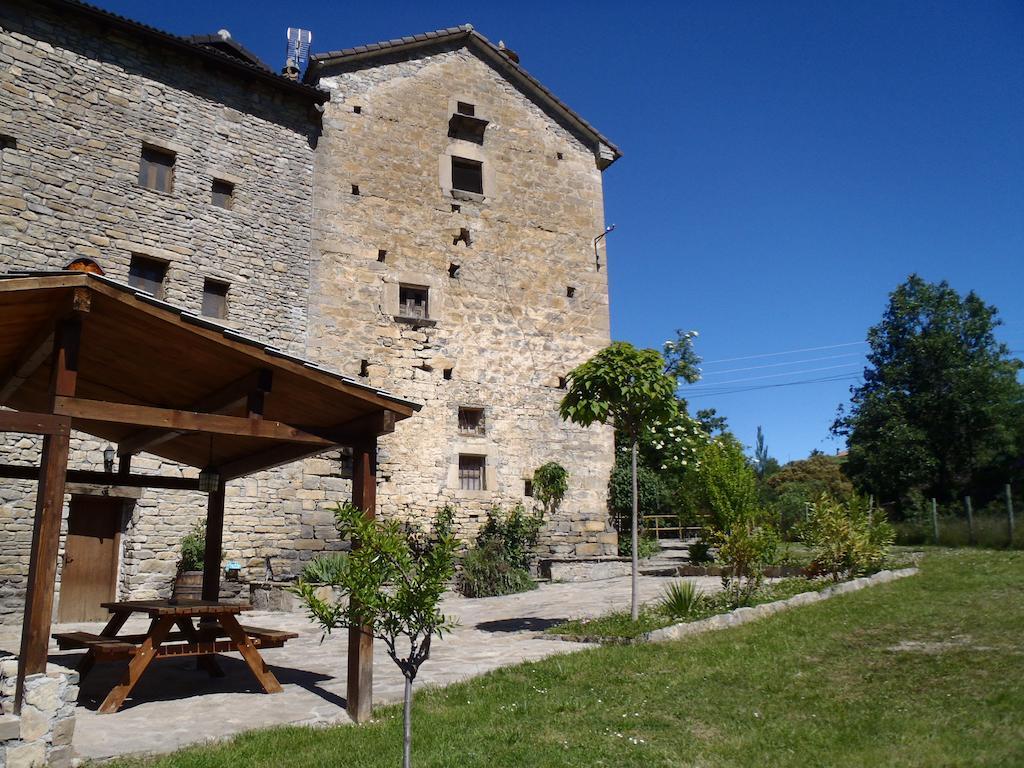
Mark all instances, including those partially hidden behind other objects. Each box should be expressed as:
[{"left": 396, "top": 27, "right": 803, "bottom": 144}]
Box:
[{"left": 57, "top": 497, "right": 122, "bottom": 623}]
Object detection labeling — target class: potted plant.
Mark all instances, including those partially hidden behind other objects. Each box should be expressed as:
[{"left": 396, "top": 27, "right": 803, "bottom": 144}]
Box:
[{"left": 172, "top": 520, "right": 207, "bottom": 600}]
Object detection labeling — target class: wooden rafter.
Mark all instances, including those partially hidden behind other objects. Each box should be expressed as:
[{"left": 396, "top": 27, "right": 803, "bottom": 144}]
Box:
[
  {"left": 117, "top": 369, "right": 273, "bottom": 457},
  {"left": 0, "top": 463, "right": 201, "bottom": 490},
  {"left": 53, "top": 396, "right": 331, "bottom": 445}
]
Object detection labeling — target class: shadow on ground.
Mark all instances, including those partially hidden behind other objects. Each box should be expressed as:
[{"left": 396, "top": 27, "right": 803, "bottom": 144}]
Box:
[{"left": 474, "top": 617, "right": 566, "bottom": 633}]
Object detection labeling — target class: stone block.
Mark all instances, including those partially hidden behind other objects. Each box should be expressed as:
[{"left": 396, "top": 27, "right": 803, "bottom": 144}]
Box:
[
  {"left": 573, "top": 543, "right": 601, "bottom": 557},
  {"left": 0, "top": 713, "right": 20, "bottom": 741},
  {"left": 50, "top": 716, "right": 74, "bottom": 747},
  {"left": 5, "top": 741, "right": 45, "bottom": 768},
  {"left": 17, "top": 705, "right": 48, "bottom": 742},
  {"left": 22, "top": 677, "right": 59, "bottom": 713}
]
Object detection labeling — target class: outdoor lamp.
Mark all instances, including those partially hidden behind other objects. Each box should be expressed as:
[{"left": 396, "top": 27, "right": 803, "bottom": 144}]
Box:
[
  {"left": 198, "top": 466, "right": 220, "bottom": 493},
  {"left": 102, "top": 444, "right": 115, "bottom": 473}
]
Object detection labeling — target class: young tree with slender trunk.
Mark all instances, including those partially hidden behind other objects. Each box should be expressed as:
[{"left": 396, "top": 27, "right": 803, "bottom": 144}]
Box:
[
  {"left": 294, "top": 503, "right": 457, "bottom": 768},
  {"left": 559, "top": 342, "right": 678, "bottom": 620}
]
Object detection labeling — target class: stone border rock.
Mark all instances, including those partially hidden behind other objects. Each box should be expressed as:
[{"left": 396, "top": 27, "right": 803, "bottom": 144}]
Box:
[
  {"left": 550, "top": 568, "right": 919, "bottom": 645},
  {"left": 0, "top": 659, "right": 79, "bottom": 768}
]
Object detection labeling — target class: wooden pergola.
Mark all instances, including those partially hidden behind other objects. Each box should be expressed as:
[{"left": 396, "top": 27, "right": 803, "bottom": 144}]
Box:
[{"left": 0, "top": 271, "right": 420, "bottom": 721}]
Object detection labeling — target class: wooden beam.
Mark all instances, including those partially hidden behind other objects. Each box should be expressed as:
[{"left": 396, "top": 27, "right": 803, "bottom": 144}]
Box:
[
  {"left": 0, "top": 464, "right": 202, "bottom": 490},
  {"left": 0, "top": 411, "right": 70, "bottom": 436},
  {"left": 347, "top": 438, "right": 377, "bottom": 724},
  {"left": 117, "top": 369, "right": 273, "bottom": 457},
  {"left": 53, "top": 396, "right": 331, "bottom": 445},
  {"left": 0, "top": 326, "right": 54, "bottom": 404},
  {"left": 218, "top": 443, "right": 334, "bottom": 482},
  {"left": 16, "top": 317, "right": 80, "bottom": 712},
  {"left": 201, "top": 483, "right": 226, "bottom": 603}
]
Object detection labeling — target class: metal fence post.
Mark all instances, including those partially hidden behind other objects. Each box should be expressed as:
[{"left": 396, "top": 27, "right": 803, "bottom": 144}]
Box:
[{"left": 931, "top": 498, "right": 939, "bottom": 545}]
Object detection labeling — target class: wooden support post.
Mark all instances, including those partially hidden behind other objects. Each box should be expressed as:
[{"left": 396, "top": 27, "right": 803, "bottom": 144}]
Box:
[
  {"left": 201, "top": 483, "right": 227, "bottom": 603},
  {"left": 15, "top": 318, "right": 81, "bottom": 712},
  {"left": 347, "top": 437, "right": 376, "bottom": 724},
  {"left": 1007, "top": 484, "right": 1015, "bottom": 547},
  {"left": 965, "top": 496, "right": 975, "bottom": 546},
  {"left": 931, "top": 498, "right": 939, "bottom": 545}
]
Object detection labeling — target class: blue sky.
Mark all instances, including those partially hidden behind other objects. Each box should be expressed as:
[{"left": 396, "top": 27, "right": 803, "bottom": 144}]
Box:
[{"left": 95, "top": 0, "right": 1024, "bottom": 463}]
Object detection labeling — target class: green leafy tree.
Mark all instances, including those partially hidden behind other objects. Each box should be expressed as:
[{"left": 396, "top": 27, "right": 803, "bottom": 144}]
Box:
[
  {"left": 560, "top": 341, "right": 678, "bottom": 620},
  {"left": 767, "top": 453, "right": 855, "bottom": 535},
  {"left": 833, "top": 275, "right": 1024, "bottom": 507},
  {"left": 753, "top": 426, "right": 780, "bottom": 479},
  {"left": 294, "top": 503, "right": 457, "bottom": 768}
]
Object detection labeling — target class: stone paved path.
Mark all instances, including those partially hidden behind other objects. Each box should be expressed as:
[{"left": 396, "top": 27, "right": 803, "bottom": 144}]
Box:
[{"left": 0, "top": 573, "right": 722, "bottom": 760}]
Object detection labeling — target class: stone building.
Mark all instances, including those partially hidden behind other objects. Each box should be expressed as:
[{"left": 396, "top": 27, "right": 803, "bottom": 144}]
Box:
[{"left": 0, "top": 1, "right": 621, "bottom": 626}]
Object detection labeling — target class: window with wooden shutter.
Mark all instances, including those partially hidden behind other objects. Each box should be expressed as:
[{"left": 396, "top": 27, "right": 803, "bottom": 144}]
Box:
[
  {"left": 459, "top": 455, "right": 486, "bottom": 491},
  {"left": 458, "top": 407, "right": 485, "bottom": 436},
  {"left": 202, "top": 279, "right": 229, "bottom": 319},
  {"left": 398, "top": 285, "right": 429, "bottom": 319},
  {"left": 138, "top": 146, "right": 175, "bottom": 193},
  {"left": 128, "top": 255, "right": 167, "bottom": 298}
]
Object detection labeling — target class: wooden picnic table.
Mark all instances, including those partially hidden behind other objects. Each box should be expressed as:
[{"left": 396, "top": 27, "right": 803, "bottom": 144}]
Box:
[{"left": 53, "top": 599, "right": 297, "bottom": 714}]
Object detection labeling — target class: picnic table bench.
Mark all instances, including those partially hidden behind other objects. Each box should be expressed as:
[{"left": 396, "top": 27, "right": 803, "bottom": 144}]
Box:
[{"left": 53, "top": 599, "right": 297, "bottom": 714}]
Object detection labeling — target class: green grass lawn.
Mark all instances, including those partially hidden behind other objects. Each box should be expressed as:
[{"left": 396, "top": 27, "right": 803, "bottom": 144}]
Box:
[{"left": 107, "top": 549, "right": 1024, "bottom": 768}]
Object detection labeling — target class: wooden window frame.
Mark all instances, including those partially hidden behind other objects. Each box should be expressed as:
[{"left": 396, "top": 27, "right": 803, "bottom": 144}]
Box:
[
  {"left": 458, "top": 454, "right": 486, "bottom": 491},
  {"left": 138, "top": 145, "right": 175, "bottom": 193},
  {"left": 458, "top": 407, "right": 485, "bottom": 436},
  {"left": 127, "top": 255, "right": 168, "bottom": 299},
  {"left": 398, "top": 284, "right": 429, "bottom": 320}
]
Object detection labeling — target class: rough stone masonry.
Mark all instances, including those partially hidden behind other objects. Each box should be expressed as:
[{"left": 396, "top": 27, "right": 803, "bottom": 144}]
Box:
[{"left": 0, "top": 2, "right": 621, "bottom": 626}]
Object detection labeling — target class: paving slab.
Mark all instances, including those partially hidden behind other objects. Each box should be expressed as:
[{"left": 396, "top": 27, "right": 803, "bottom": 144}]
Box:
[{"left": 0, "top": 573, "right": 722, "bottom": 761}]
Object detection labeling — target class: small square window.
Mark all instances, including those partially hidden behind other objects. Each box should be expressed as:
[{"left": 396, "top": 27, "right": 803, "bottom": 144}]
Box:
[
  {"left": 128, "top": 255, "right": 167, "bottom": 298},
  {"left": 556, "top": 151, "right": 564, "bottom": 160},
  {"left": 359, "top": 359, "right": 370, "bottom": 377},
  {"left": 211, "top": 179, "right": 234, "bottom": 209},
  {"left": 451, "top": 204, "right": 461, "bottom": 213},
  {"left": 201, "top": 279, "right": 229, "bottom": 319},
  {"left": 0, "top": 135, "right": 16, "bottom": 150},
  {"left": 566, "top": 286, "right": 576, "bottom": 298},
  {"left": 353, "top": 105, "right": 362, "bottom": 114},
  {"left": 377, "top": 249, "right": 387, "bottom": 263},
  {"left": 458, "top": 407, "right": 485, "bottom": 436},
  {"left": 558, "top": 376, "right": 568, "bottom": 389},
  {"left": 524, "top": 479, "right": 534, "bottom": 498},
  {"left": 457, "top": 101, "right": 475, "bottom": 117},
  {"left": 448, "top": 263, "right": 461, "bottom": 279},
  {"left": 138, "top": 145, "right": 175, "bottom": 193},
  {"left": 451, "top": 157, "right": 483, "bottom": 195},
  {"left": 443, "top": 368, "right": 453, "bottom": 380},
  {"left": 459, "top": 454, "right": 486, "bottom": 491},
  {"left": 351, "top": 184, "right": 360, "bottom": 195},
  {"left": 398, "top": 284, "right": 429, "bottom": 320}
]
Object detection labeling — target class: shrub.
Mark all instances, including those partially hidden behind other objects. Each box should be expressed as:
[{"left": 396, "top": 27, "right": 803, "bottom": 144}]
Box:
[
  {"left": 457, "top": 539, "right": 537, "bottom": 598},
  {"left": 532, "top": 462, "right": 568, "bottom": 517},
  {"left": 800, "top": 494, "right": 895, "bottom": 580},
  {"left": 300, "top": 553, "right": 348, "bottom": 585},
  {"left": 687, "top": 539, "right": 713, "bottom": 564},
  {"left": 477, "top": 504, "right": 542, "bottom": 572},
  {"left": 457, "top": 504, "right": 542, "bottom": 598},
  {"left": 715, "top": 520, "right": 778, "bottom": 605},
  {"left": 179, "top": 520, "right": 206, "bottom": 572},
  {"left": 659, "top": 580, "right": 703, "bottom": 619},
  {"left": 608, "top": 452, "right": 668, "bottom": 532},
  {"left": 619, "top": 534, "right": 661, "bottom": 559}
]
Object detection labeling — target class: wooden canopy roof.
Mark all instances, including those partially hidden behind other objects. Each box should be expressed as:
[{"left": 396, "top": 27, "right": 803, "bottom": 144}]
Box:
[{"left": 0, "top": 271, "right": 419, "bottom": 479}]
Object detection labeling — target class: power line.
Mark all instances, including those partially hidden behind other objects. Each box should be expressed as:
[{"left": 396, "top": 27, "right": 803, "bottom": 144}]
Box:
[
  {"left": 699, "top": 351, "right": 865, "bottom": 376},
  {"left": 686, "top": 362, "right": 863, "bottom": 388},
  {"left": 686, "top": 372, "right": 861, "bottom": 399},
  {"left": 700, "top": 341, "right": 867, "bottom": 366}
]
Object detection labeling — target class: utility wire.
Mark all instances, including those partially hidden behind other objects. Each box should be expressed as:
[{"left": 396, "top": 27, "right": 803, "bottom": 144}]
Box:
[
  {"left": 699, "top": 351, "right": 864, "bottom": 376},
  {"left": 686, "top": 362, "right": 863, "bottom": 388},
  {"left": 686, "top": 372, "right": 861, "bottom": 399},
  {"left": 700, "top": 340, "right": 867, "bottom": 366}
]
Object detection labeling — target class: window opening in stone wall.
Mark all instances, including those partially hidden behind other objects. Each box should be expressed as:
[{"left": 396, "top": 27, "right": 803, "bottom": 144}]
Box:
[
  {"left": 138, "top": 145, "right": 175, "bottom": 193},
  {"left": 453, "top": 227, "right": 472, "bottom": 247},
  {"left": 557, "top": 151, "right": 564, "bottom": 160},
  {"left": 351, "top": 184, "right": 360, "bottom": 195},
  {"left": 457, "top": 102, "right": 475, "bottom": 116},
  {"left": 211, "top": 179, "right": 235, "bottom": 209},
  {"left": 377, "top": 249, "right": 387, "bottom": 263},
  {"left": 398, "top": 284, "right": 429, "bottom": 319},
  {"left": 451, "top": 204, "right": 461, "bottom": 213},
  {"left": 353, "top": 105, "right": 362, "bottom": 114},
  {"left": 451, "top": 157, "right": 483, "bottom": 195},
  {"left": 448, "top": 263, "right": 461, "bottom": 279},
  {"left": 443, "top": 367, "right": 453, "bottom": 380},
  {"left": 128, "top": 255, "right": 168, "bottom": 298},
  {"left": 359, "top": 359, "right": 370, "bottom": 377},
  {"left": 558, "top": 376, "right": 568, "bottom": 389},
  {"left": 459, "top": 454, "right": 486, "bottom": 490},
  {"left": 524, "top": 479, "right": 534, "bottom": 497},
  {"left": 566, "top": 286, "right": 576, "bottom": 298},
  {"left": 0, "top": 135, "right": 16, "bottom": 150},
  {"left": 201, "top": 278, "right": 229, "bottom": 319},
  {"left": 458, "top": 407, "right": 485, "bottom": 436}
]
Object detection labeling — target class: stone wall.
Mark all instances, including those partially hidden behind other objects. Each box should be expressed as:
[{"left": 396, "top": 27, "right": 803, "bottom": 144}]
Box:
[
  {"left": 0, "top": 660, "right": 78, "bottom": 768},
  {"left": 0, "top": 1, "right": 329, "bottom": 623},
  {"left": 310, "top": 46, "right": 617, "bottom": 556}
]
